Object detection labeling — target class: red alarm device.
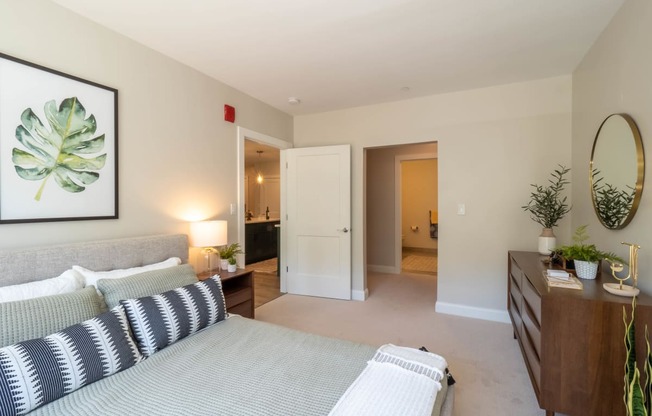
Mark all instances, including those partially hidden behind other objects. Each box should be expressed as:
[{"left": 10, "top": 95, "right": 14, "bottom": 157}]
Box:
[{"left": 224, "top": 104, "right": 235, "bottom": 123}]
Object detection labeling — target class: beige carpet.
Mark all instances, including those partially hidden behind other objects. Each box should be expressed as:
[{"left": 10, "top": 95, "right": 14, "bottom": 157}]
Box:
[
  {"left": 402, "top": 254, "right": 438, "bottom": 274},
  {"left": 256, "top": 271, "right": 548, "bottom": 416}
]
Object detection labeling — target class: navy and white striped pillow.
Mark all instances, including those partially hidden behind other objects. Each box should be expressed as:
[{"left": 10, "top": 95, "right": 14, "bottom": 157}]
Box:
[
  {"left": 0, "top": 305, "right": 142, "bottom": 416},
  {"left": 120, "top": 276, "right": 227, "bottom": 357}
]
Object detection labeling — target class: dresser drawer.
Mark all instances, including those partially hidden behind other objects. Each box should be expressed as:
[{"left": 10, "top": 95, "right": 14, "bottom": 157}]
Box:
[
  {"left": 522, "top": 276, "right": 542, "bottom": 326},
  {"left": 509, "top": 293, "right": 523, "bottom": 333},
  {"left": 522, "top": 302, "right": 541, "bottom": 359},
  {"left": 225, "top": 287, "right": 252, "bottom": 309},
  {"left": 510, "top": 259, "right": 522, "bottom": 290},
  {"left": 510, "top": 281, "right": 522, "bottom": 312},
  {"left": 228, "top": 300, "right": 253, "bottom": 318},
  {"left": 522, "top": 322, "right": 541, "bottom": 391}
]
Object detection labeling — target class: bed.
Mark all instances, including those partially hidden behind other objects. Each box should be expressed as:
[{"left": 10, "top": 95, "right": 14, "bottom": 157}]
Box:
[{"left": 0, "top": 234, "right": 454, "bottom": 416}]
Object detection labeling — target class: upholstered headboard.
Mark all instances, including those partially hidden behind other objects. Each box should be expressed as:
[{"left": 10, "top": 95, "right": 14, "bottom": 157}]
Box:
[{"left": 0, "top": 234, "right": 189, "bottom": 287}]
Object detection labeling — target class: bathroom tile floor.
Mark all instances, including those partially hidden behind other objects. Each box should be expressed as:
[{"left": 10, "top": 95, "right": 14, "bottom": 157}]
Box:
[{"left": 402, "top": 247, "right": 437, "bottom": 275}]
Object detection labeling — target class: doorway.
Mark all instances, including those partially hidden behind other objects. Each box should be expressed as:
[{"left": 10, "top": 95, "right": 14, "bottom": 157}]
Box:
[
  {"left": 237, "top": 128, "right": 290, "bottom": 307},
  {"left": 365, "top": 142, "right": 438, "bottom": 278},
  {"left": 398, "top": 158, "right": 437, "bottom": 275}
]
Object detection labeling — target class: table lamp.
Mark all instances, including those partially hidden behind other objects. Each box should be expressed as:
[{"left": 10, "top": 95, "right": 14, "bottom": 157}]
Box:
[{"left": 190, "top": 220, "right": 228, "bottom": 274}]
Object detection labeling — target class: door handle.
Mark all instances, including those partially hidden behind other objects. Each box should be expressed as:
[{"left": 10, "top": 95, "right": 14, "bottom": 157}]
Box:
[{"left": 337, "top": 227, "right": 349, "bottom": 233}]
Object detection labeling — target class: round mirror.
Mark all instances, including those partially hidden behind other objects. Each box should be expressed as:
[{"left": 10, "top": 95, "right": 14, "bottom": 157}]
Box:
[{"left": 590, "top": 114, "right": 645, "bottom": 229}]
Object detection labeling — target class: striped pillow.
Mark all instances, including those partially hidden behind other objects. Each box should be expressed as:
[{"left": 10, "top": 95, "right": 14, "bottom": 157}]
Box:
[
  {"left": 120, "top": 276, "right": 227, "bottom": 357},
  {"left": 0, "top": 306, "right": 142, "bottom": 416}
]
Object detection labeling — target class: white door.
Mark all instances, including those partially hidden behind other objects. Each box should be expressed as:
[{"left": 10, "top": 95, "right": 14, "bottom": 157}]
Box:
[{"left": 282, "top": 145, "right": 351, "bottom": 300}]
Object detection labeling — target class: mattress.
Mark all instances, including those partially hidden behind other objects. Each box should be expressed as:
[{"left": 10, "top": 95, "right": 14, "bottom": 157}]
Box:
[{"left": 29, "top": 315, "right": 448, "bottom": 415}]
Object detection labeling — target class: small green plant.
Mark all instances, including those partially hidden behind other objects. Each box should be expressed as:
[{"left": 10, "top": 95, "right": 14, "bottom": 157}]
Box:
[
  {"left": 624, "top": 298, "right": 652, "bottom": 415},
  {"left": 522, "top": 165, "right": 571, "bottom": 229},
  {"left": 557, "top": 225, "right": 624, "bottom": 263},
  {"left": 228, "top": 256, "right": 237, "bottom": 265},
  {"left": 218, "top": 243, "right": 243, "bottom": 260}
]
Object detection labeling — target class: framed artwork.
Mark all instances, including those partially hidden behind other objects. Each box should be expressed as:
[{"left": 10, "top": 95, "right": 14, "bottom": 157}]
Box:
[{"left": 0, "top": 52, "right": 118, "bottom": 223}]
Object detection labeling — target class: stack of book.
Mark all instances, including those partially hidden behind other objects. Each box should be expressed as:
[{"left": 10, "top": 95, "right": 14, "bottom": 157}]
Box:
[{"left": 542, "top": 269, "right": 583, "bottom": 290}]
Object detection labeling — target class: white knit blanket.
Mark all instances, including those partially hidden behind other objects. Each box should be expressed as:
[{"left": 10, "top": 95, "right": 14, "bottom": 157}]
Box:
[{"left": 328, "top": 344, "right": 448, "bottom": 416}]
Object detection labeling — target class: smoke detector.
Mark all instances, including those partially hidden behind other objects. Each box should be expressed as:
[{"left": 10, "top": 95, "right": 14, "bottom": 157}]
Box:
[{"left": 288, "top": 97, "right": 301, "bottom": 105}]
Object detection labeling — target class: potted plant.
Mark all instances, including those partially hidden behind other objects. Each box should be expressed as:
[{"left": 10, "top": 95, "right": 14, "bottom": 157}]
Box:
[
  {"left": 556, "top": 225, "right": 624, "bottom": 279},
  {"left": 218, "top": 243, "right": 243, "bottom": 271},
  {"left": 227, "top": 256, "right": 237, "bottom": 272},
  {"left": 623, "top": 298, "right": 652, "bottom": 415},
  {"left": 522, "top": 165, "right": 571, "bottom": 255}
]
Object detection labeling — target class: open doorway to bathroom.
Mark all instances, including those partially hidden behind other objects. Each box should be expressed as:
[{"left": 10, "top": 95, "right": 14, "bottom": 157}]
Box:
[
  {"left": 365, "top": 142, "right": 438, "bottom": 277},
  {"left": 399, "top": 157, "right": 437, "bottom": 276}
]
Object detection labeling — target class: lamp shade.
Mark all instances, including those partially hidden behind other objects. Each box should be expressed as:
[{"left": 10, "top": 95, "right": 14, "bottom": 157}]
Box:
[{"left": 190, "top": 220, "right": 228, "bottom": 248}]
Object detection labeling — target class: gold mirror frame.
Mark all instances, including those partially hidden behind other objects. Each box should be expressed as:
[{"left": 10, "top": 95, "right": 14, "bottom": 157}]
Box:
[{"left": 590, "top": 113, "right": 645, "bottom": 230}]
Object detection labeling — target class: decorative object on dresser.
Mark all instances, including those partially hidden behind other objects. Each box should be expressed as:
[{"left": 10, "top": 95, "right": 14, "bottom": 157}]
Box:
[
  {"left": 521, "top": 165, "right": 571, "bottom": 255},
  {"left": 507, "top": 251, "right": 652, "bottom": 416},
  {"left": 189, "top": 220, "right": 228, "bottom": 273},
  {"left": 556, "top": 225, "right": 624, "bottom": 280},
  {"left": 217, "top": 242, "right": 244, "bottom": 271},
  {"left": 227, "top": 256, "right": 237, "bottom": 272},
  {"left": 198, "top": 267, "right": 254, "bottom": 319},
  {"left": 590, "top": 113, "right": 645, "bottom": 230},
  {"left": 604, "top": 242, "right": 641, "bottom": 297}
]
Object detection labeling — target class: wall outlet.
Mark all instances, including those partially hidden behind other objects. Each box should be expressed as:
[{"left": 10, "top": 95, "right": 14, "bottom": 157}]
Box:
[{"left": 457, "top": 203, "right": 466, "bottom": 215}]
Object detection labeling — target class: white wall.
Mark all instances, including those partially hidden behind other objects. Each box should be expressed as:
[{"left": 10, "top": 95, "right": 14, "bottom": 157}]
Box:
[
  {"left": 295, "top": 76, "right": 572, "bottom": 320},
  {"left": 0, "top": 0, "right": 292, "bottom": 270},
  {"left": 572, "top": 0, "right": 652, "bottom": 294}
]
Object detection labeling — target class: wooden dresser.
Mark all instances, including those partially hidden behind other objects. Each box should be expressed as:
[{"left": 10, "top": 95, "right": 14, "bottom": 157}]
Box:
[{"left": 508, "top": 251, "right": 652, "bottom": 416}]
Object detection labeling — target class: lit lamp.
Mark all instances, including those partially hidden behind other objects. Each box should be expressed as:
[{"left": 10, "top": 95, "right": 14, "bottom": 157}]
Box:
[{"left": 190, "top": 220, "right": 228, "bottom": 274}]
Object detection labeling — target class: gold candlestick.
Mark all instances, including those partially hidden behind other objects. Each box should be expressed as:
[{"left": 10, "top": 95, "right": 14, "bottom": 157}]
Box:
[{"left": 605, "top": 242, "right": 641, "bottom": 297}]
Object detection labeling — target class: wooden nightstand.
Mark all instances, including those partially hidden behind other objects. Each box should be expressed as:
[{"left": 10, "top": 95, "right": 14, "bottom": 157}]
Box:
[{"left": 198, "top": 268, "right": 254, "bottom": 319}]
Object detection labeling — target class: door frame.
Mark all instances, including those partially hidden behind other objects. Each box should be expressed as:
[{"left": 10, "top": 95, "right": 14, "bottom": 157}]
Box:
[
  {"left": 236, "top": 127, "right": 291, "bottom": 271},
  {"left": 394, "top": 153, "right": 437, "bottom": 272}
]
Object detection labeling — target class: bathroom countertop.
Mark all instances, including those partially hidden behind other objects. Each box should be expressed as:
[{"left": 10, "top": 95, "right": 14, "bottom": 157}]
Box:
[{"left": 245, "top": 218, "right": 280, "bottom": 224}]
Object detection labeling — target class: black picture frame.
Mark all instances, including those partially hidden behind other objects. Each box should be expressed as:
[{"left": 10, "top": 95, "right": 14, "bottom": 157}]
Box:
[{"left": 0, "top": 52, "right": 118, "bottom": 224}]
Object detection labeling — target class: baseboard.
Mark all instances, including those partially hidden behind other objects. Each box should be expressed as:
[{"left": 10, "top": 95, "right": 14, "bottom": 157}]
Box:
[
  {"left": 352, "top": 288, "right": 369, "bottom": 301},
  {"left": 435, "top": 301, "right": 511, "bottom": 323},
  {"left": 367, "top": 264, "right": 400, "bottom": 274}
]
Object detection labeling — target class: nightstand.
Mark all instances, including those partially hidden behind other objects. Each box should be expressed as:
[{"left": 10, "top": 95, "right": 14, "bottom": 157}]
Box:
[{"left": 198, "top": 268, "right": 254, "bottom": 319}]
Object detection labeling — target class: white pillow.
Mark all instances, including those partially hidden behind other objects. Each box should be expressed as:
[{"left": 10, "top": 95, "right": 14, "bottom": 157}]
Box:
[
  {"left": 0, "top": 270, "right": 83, "bottom": 303},
  {"left": 74, "top": 257, "right": 182, "bottom": 288}
]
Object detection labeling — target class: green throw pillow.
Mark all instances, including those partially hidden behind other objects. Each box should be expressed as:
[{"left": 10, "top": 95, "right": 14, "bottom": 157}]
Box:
[
  {"left": 0, "top": 286, "right": 103, "bottom": 348},
  {"left": 97, "top": 264, "right": 199, "bottom": 309}
]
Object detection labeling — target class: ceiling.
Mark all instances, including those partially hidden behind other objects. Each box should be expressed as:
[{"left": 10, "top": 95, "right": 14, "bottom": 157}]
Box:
[
  {"left": 50, "top": 0, "right": 624, "bottom": 116},
  {"left": 245, "top": 140, "right": 280, "bottom": 168}
]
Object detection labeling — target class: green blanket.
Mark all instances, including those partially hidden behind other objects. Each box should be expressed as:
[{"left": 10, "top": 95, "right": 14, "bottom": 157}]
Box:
[{"left": 30, "top": 315, "right": 448, "bottom": 415}]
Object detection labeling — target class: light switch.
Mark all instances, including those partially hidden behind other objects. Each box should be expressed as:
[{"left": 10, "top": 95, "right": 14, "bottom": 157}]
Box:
[
  {"left": 230, "top": 203, "right": 236, "bottom": 215},
  {"left": 457, "top": 203, "right": 466, "bottom": 215}
]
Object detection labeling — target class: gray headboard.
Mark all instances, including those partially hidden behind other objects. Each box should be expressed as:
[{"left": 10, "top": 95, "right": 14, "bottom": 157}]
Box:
[{"left": 0, "top": 234, "right": 189, "bottom": 287}]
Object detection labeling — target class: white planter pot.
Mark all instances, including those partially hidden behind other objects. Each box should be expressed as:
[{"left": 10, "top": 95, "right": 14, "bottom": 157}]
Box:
[
  {"left": 220, "top": 259, "right": 229, "bottom": 271},
  {"left": 538, "top": 228, "right": 556, "bottom": 255},
  {"left": 227, "top": 264, "right": 237, "bottom": 272},
  {"left": 575, "top": 260, "right": 599, "bottom": 280}
]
